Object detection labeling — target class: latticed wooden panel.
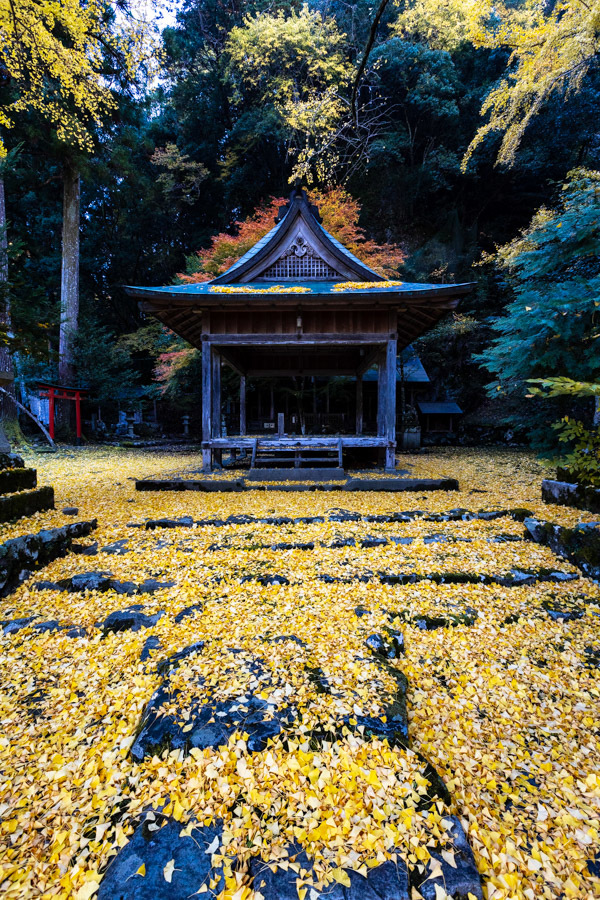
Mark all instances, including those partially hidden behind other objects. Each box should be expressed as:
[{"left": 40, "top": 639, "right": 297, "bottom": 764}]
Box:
[{"left": 262, "top": 254, "right": 340, "bottom": 280}]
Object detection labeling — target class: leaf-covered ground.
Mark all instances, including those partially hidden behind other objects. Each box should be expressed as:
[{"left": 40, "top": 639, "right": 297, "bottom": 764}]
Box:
[{"left": 1, "top": 447, "right": 599, "bottom": 899}]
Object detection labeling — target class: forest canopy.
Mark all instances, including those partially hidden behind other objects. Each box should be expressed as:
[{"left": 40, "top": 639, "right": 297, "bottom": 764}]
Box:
[{"left": 0, "top": 0, "right": 598, "bottom": 452}]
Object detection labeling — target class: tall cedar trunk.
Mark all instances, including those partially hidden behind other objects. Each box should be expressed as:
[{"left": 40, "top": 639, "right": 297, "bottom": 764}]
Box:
[
  {"left": 57, "top": 163, "right": 80, "bottom": 432},
  {"left": 0, "top": 174, "right": 16, "bottom": 426},
  {"left": 58, "top": 163, "right": 80, "bottom": 387}
]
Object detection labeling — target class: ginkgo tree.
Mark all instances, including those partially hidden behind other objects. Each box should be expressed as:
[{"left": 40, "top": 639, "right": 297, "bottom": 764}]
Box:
[
  {"left": 463, "top": 0, "right": 600, "bottom": 167},
  {"left": 391, "top": 0, "right": 600, "bottom": 168},
  {"left": 0, "top": 0, "right": 161, "bottom": 397}
]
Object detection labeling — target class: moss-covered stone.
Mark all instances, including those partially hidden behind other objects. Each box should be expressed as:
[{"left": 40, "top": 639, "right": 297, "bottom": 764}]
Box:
[
  {"left": 0, "top": 486, "right": 54, "bottom": 523},
  {"left": 0, "top": 519, "right": 97, "bottom": 597},
  {"left": 542, "top": 479, "right": 600, "bottom": 514},
  {"left": 0, "top": 468, "right": 35, "bottom": 498},
  {"left": 524, "top": 517, "right": 600, "bottom": 580}
]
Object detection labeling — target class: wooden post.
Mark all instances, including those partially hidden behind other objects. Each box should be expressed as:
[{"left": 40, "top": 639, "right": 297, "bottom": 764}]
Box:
[
  {"left": 239, "top": 375, "right": 246, "bottom": 435},
  {"left": 377, "top": 352, "right": 386, "bottom": 437},
  {"left": 211, "top": 348, "right": 221, "bottom": 438},
  {"left": 211, "top": 348, "right": 222, "bottom": 466},
  {"left": 355, "top": 373, "right": 363, "bottom": 435},
  {"left": 201, "top": 342, "right": 212, "bottom": 470},
  {"left": 75, "top": 390, "right": 82, "bottom": 440},
  {"left": 385, "top": 338, "right": 397, "bottom": 470},
  {"left": 48, "top": 388, "right": 55, "bottom": 441}
]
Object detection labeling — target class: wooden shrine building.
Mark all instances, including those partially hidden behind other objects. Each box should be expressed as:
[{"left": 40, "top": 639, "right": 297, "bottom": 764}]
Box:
[{"left": 127, "top": 188, "right": 473, "bottom": 470}]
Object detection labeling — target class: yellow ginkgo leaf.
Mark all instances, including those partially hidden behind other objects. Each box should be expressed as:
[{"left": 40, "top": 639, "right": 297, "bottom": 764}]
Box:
[
  {"left": 331, "top": 868, "right": 351, "bottom": 888},
  {"left": 74, "top": 883, "right": 99, "bottom": 900},
  {"left": 164, "top": 859, "right": 176, "bottom": 883}
]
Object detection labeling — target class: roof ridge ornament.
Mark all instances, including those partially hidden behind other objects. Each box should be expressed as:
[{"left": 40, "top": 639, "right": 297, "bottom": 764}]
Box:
[{"left": 275, "top": 183, "right": 322, "bottom": 224}]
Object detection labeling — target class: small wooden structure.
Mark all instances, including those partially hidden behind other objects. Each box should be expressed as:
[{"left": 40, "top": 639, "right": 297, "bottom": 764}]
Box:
[
  {"left": 37, "top": 382, "right": 88, "bottom": 441},
  {"left": 417, "top": 401, "right": 463, "bottom": 434},
  {"left": 127, "top": 188, "right": 473, "bottom": 470}
]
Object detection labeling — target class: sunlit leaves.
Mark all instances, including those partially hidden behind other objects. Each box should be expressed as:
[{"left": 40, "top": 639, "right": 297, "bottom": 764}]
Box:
[{"left": 0, "top": 446, "right": 599, "bottom": 898}]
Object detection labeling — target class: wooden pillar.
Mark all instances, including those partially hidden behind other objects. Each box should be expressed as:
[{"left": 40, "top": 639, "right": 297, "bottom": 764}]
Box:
[
  {"left": 211, "top": 348, "right": 222, "bottom": 465},
  {"left": 385, "top": 338, "right": 397, "bottom": 470},
  {"left": 377, "top": 352, "right": 386, "bottom": 437},
  {"left": 211, "top": 348, "right": 221, "bottom": 437},
  {"left": 75, "top": 391, "right": 82, "bottom": 439},
  {"left": 355, "top": 374, "right": 363, "bottom": 435},
  {"left": 48, "top": 388, "right": 55, "bottom": 441},
  {"left": 201, "top": 342, "right": 212, "bottom": 470},
  {"left": 239, "top": 375, "right": 246, "bottom": 435}
]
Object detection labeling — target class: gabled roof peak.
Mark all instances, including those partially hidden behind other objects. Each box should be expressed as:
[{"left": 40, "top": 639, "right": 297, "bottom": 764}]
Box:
[
  {"left": 275, "top": 185, "right": 323, "bottom": 224},
  {"left": 213, "top": 185, "right": 383, "bottom": 284}
]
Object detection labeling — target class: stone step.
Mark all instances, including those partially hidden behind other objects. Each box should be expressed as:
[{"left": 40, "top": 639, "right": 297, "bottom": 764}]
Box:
[
  {"left": 0, "top": 518, "right": 97, "bottom": 597},
  {"left": 247, "top": 467, "right": 346, "bottom": 481},
  {"left": 0, "top": 486, "right": 54, "bottom": 523},
  {"left": 0, "top": 452, "right": 25, "bottom": 471},
  {"left": 0, "top": 467, "right": 37, "bottom": 495}
]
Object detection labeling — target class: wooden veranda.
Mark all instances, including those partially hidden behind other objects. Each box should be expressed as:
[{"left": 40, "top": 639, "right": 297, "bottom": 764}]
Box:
[{"left": 126, "top": 188, "right": 474, "bottom": 471}]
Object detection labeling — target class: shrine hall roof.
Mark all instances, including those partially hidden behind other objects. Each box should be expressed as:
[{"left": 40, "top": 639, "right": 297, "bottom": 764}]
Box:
[{"left": 126, "top": 280, "right": 474, "bottom": 301}]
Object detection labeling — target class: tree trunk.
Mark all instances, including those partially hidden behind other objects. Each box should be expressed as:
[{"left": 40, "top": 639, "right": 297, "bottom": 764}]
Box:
[
  {"left": 0, "top": 174, "right": 16, "bottom": 446},
  {"left": 58, "top": 162, "right": 80, "bottom": 387}
]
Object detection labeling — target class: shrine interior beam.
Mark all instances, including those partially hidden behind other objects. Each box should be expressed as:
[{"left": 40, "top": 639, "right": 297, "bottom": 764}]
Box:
[
  {"left": 218, "top": 348, "right": 245, "bottom": 375},
  {"left": 357, "top": 345, "right": 386, "bottom": 376}
]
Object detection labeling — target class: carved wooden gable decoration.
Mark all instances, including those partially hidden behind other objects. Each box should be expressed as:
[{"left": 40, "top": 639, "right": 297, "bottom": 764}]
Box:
[
  {"left": 211, "top": 188, "right": 383, "bottom": 285},
  {"left": 261, "top": 229, "right": 342, "bottom": 281}
]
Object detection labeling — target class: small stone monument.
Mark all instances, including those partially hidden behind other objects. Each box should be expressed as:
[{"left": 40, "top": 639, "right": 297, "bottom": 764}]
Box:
[
  {"left": 182, "top": 414, "right": 190, "bottom": 437},
  {"left": 115, "top": 410, "right": 128, "bottom": 436}
]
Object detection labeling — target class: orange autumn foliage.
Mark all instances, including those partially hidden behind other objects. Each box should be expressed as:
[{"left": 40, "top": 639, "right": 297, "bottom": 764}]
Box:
[{"left": 180, "top": 188, "right": 405, "bottom": 282}]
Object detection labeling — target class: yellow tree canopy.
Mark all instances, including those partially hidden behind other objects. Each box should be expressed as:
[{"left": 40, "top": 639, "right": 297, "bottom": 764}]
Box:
[
  {"left": 225, "top": 5, "right": 349, "bottom": 182},
  {"left": 393, "top": 0, "right": 600, "bottom": 168},
  {"left": 464, "top": 0, "right": 600, "bottom": 167},
  {"left": 0, "top": 0, "right": 160, "bottom": 154}
]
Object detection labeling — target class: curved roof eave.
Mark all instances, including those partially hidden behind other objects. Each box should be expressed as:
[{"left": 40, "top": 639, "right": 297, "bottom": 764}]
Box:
[{"left": 124, "top": 281, "right": 475, "bottom": 304}]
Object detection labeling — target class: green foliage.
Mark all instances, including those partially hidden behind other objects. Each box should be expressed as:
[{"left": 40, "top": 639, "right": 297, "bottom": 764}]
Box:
[
  {"left": 528, "top": 377, "right": 600, "bottom": 485},
  {"left": 479, "top": 168, "right": 600, "bottom": 448},
  {"left": 73, "top": 317, "right": 142, "bottom": 404},
  {"left": 552, "top": 416, "right": 600, "bottom": 487},
  {"left": 225, "top": 5, "right": 349, "bottom": 181},
  {"left": 150, "top": 144, "right": 208, "bottom": 206}
]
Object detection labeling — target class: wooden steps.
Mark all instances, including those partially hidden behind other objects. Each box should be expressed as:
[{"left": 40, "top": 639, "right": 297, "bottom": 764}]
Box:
[{"left": 250, "top": 437, "right": 344, "bottom": 472}]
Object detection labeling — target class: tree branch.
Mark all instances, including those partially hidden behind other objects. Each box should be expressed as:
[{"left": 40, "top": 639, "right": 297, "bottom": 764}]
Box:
[{"left": 351, "top": 0, "right": 391, "bottom": 124}]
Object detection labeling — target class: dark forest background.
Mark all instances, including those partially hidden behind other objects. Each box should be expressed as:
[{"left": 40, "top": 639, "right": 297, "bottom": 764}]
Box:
[{"left": 2, "top": 0, "right": 599, "bottom": 460}]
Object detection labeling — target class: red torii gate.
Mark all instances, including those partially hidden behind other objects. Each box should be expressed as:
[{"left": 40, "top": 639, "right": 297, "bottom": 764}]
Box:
[{"left": 37, "top": 383, "right": 88, "bottom": 441}]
